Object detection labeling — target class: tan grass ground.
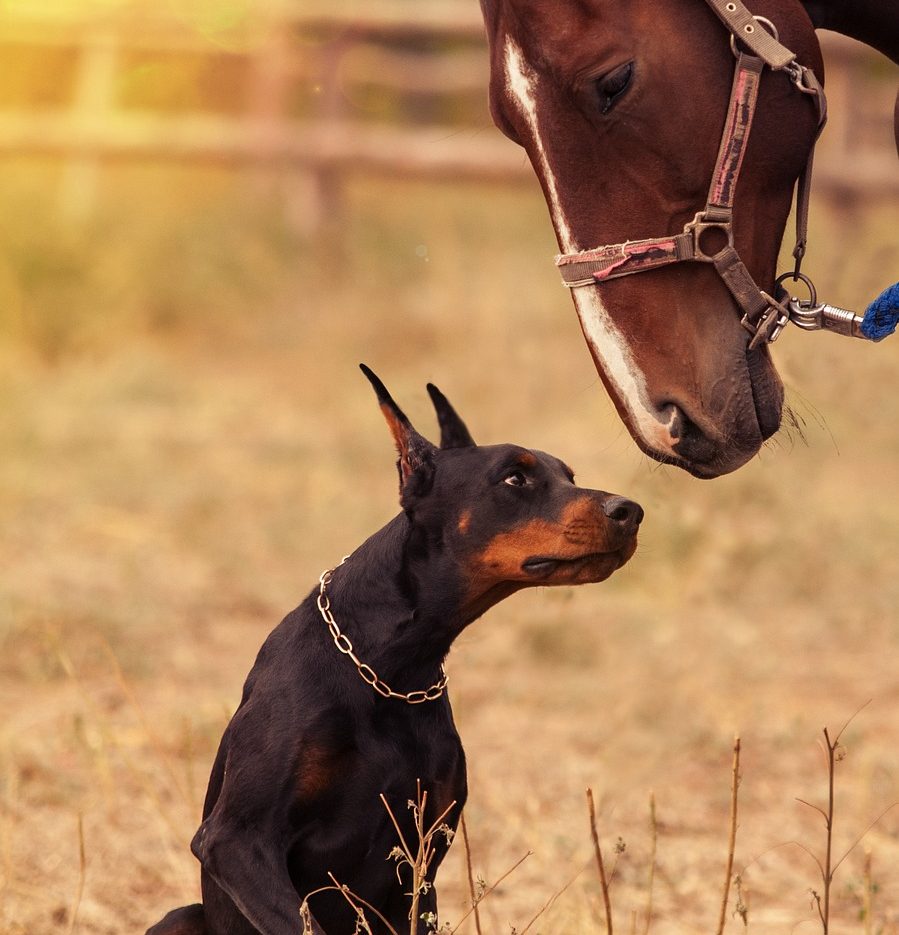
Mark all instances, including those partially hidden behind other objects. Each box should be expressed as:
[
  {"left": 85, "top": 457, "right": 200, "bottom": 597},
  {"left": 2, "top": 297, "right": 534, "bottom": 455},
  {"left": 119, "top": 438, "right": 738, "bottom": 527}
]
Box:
[{"left": 1, "top": 169, "right": 898, "bottom": 934}]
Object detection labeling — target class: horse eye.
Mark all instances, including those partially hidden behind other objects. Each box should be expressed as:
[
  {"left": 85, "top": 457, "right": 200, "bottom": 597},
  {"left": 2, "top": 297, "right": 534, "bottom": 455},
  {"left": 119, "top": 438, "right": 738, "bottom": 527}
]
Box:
[
  {"left": 596, "top": 61, "right": 633, "bottom": 114},
  {"left": 503, "top": 470, "right": 528, "bottom": 487}
]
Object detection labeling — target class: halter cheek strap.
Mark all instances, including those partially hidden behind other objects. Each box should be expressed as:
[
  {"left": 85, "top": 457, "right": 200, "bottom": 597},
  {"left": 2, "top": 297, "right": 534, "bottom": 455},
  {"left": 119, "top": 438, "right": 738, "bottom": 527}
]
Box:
[{"left": 556, "top": 8, "right": 829, "bottom": 349}]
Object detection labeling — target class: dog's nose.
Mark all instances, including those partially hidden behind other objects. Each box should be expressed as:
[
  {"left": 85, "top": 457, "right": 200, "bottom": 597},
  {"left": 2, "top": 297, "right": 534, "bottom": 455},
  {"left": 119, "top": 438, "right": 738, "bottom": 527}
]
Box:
[{"left": 602, "top": 496, "right": 644, "bottom": 528}]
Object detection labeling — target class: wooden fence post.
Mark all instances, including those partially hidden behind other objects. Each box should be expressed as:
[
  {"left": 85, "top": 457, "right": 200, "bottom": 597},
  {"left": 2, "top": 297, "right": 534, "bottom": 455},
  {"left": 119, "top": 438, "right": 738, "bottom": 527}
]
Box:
[
  {"left": 307, "top": 33, "right": 348, "bottom": 244},
  {"left": 60, "top": 31, "right": 118, "bottom": 221}
]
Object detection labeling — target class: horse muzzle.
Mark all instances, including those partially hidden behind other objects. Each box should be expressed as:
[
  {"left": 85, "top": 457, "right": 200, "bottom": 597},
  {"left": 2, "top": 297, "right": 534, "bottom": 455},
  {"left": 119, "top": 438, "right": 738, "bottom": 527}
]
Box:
[{"left": 655, "top": 346, "right": 783, "bottom": 478}]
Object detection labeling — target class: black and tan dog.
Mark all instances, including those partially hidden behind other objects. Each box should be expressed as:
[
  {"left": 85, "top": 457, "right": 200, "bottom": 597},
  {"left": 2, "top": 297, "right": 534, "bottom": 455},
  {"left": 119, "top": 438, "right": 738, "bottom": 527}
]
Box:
[{"left": 147, "top": 366, "right": 643, "bottom": 935}]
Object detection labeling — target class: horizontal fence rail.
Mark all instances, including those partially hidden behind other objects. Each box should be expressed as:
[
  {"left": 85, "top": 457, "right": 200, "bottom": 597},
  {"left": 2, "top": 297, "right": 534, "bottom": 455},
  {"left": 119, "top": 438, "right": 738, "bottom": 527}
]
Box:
[{"left": 1, "top": 3, "right": 896, "bottom": 229}]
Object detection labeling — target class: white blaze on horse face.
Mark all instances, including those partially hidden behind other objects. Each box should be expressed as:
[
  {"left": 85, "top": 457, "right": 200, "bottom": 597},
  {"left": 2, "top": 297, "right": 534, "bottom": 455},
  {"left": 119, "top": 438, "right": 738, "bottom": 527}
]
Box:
[
  {"left": 502, "top": 40, "right": 575, "bottom": 252},
  {"left": 502, "top": 38, "right": 678, "bottom": 457}
]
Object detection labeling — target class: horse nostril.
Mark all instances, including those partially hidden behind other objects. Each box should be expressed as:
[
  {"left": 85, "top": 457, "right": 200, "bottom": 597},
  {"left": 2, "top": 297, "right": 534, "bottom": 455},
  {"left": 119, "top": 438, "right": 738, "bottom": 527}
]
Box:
[
  {"left": 661, "top": 402, "right": 719, "bottom": 465},
  {"left": 602, "top": 496, "right": 644, "bottom": 527},
  {"left": 660, "top": 402, "right": 683, "bottom": 440}
]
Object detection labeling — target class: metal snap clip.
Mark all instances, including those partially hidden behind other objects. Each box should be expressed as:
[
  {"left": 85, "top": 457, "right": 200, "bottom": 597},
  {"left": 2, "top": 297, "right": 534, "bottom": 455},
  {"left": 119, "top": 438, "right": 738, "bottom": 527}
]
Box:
[
  {"left": 776, "top": 271, "right": 822, "bottom": 331},
  {"left": 775, "top": 270, "right": 817, "bottom": 309}
]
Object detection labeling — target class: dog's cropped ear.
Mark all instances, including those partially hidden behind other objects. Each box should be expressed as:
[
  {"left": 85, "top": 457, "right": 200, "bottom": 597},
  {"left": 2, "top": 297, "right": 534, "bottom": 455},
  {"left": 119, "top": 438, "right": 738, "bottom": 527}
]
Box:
[
  {"left": 361, "top": 364, "right": 438, "bottom": 501},
  {"left": 426, "top": 383, "right": 476, "bottom": 449}
]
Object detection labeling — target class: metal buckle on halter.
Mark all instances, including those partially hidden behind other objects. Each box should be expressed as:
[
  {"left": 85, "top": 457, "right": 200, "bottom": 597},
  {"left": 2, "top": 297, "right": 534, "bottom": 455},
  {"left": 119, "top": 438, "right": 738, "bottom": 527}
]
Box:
[
  {"left": 728, "top": 15, "right": 779, "bottom": 59},
  {"left": 685, "top": 211, "right": 734, "bottom": 261},
  {"left": 742, "top": 291, "right": 790, "bottom": 349}
]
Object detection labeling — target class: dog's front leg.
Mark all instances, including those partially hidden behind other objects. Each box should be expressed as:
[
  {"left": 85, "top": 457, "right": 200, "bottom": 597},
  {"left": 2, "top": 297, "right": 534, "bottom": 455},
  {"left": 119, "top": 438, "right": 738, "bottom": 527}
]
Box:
[{"left": 192, "top": 818, "right": 315, "bottom": 935}]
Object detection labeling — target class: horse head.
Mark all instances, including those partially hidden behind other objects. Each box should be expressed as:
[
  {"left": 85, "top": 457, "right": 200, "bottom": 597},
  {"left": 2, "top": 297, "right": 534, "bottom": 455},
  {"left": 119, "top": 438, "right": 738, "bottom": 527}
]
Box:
[{"left": 478, "top": 0, "right": 895, "bottom": 477}]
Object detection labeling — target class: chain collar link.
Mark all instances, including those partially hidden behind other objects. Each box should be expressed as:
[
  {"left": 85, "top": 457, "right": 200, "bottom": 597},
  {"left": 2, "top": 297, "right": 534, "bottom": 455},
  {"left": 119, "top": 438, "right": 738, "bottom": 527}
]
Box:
[{"left": 316, "top": 557, "right": 449, "bottom": 705}]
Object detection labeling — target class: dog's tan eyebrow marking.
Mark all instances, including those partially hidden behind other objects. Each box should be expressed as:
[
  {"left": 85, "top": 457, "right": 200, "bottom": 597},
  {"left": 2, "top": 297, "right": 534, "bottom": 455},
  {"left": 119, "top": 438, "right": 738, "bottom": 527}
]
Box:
[{"left": 457, "top": 510, "right": 472, "bottom": 534}]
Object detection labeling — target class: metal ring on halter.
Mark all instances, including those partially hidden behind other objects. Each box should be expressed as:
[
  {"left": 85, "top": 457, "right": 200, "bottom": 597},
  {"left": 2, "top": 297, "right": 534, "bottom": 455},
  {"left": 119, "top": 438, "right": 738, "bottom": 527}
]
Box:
[
  {"left": 730, "top": 16, "right": 779, "bottom": 58},
  {"left": 775, "top": 270, "right": 817, "bottom": 307}
]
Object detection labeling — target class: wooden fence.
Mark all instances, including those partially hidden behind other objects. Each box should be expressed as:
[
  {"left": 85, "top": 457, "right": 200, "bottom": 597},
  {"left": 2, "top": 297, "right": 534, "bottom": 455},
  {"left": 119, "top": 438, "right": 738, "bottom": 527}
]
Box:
[{"left": 0, "top": 2, "right": 896, "bottom": 230}]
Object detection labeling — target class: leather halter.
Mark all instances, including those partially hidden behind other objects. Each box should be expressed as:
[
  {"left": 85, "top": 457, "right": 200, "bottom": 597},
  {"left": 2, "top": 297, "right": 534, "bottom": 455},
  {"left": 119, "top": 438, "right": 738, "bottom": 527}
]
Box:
[{"left": 555, "top": 0, "right": 827, "bottom": 350}]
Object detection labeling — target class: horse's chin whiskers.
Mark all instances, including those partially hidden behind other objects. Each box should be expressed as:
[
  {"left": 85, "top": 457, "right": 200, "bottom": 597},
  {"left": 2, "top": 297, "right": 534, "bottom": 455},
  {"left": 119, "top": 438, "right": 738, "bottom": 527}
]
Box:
[
  {"left": 780, "top": 388, "right": 840, "bottom": 454},
  {"left": 780, "top": 404, "right": 809, "bottom": 451}
]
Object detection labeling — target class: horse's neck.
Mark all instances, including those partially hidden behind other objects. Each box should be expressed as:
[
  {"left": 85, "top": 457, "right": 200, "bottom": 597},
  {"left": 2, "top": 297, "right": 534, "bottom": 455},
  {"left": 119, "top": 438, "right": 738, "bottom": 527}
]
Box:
[{"left": 803, "top": 0, "right": 899, "bottom": 64}]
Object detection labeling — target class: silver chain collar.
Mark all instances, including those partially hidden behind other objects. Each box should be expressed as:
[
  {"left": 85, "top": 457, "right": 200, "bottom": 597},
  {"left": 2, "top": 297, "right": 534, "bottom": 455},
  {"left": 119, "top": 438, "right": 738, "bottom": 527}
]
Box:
[{"left": 316, "top": 557, "right": 449, "bottom": 705}]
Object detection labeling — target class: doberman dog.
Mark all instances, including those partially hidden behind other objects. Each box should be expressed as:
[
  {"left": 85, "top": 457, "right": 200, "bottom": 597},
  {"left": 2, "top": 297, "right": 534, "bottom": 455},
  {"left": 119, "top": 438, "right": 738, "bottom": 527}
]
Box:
[{"left": 147, "top": 366, "right": 643, "bottom": 935}]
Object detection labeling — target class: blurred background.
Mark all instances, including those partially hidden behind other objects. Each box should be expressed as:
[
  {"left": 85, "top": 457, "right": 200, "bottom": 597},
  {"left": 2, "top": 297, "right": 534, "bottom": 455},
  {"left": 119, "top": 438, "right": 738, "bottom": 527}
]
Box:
[{"left": 0, "top": 1, "right": 897, "bottom": 932}]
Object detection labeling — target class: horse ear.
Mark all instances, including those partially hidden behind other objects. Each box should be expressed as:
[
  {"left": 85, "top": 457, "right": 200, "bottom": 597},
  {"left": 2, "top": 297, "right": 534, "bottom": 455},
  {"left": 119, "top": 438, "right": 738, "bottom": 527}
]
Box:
[
  {"left": 360, "top": 365, "right": 437, "bottom": 500},
  {"left": 426, "top": 383, "right": 477, "bottom": 449}
]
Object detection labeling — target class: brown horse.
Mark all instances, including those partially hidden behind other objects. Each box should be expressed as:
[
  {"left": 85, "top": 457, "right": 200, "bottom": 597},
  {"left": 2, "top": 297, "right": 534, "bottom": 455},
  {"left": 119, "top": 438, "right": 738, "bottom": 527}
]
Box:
[{"left": 478, "top": 0, "right": 898, "bottom": 477}]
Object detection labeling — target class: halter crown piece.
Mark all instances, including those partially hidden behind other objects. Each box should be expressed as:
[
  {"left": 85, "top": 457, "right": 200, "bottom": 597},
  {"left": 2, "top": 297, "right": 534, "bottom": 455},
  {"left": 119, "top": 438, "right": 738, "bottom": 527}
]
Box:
[
  {"left": 555, "top": 0, "right": 898, "bottom": 346},
  {"left": 317, "top": 558, "right": 449, "bottom": 705}
]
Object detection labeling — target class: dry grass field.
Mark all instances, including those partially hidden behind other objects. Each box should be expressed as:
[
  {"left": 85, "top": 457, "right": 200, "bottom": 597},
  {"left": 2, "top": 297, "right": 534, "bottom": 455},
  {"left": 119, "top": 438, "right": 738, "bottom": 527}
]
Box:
[{"left": 1, "top": 151, "right": 898, "bottom": 934}]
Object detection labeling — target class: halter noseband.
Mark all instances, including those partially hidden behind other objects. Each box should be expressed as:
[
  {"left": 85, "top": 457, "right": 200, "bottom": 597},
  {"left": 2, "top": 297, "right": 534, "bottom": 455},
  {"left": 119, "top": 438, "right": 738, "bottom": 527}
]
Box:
[{"left": 555, "top": 0, "right": 831, "bottom": 350}]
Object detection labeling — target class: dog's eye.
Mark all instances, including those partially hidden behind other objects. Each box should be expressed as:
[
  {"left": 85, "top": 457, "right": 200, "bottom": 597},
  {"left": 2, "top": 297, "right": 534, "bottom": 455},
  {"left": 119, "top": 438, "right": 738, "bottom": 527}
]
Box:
[
  {"left": 596, "top": 61, "right": 633, "bottom": 114},
  {"left": 503, "top": 470, "right": 529, "bottom": 487}
]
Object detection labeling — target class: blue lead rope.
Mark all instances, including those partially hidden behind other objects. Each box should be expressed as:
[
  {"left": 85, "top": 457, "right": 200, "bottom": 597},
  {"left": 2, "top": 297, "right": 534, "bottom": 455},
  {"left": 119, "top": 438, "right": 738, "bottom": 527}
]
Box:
[{"left": 860, "top": 282, "right": 899, "bottom": 341}]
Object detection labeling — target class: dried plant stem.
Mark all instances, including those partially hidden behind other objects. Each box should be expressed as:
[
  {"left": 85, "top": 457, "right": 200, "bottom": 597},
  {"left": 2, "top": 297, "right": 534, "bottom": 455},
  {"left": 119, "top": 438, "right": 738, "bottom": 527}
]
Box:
[
  {"left": 450, "top": 851, "right": 532, "bottom": 934},
  {"left": 459, "top": 812, "right": 483, "bottom": 935},
  {"left": 805, "top": 723, "right": 847, "bottom": 932},
  {"left": 519, "top": 861, "right": 584, "bottom": 935},
  {"left": 862, "top": 849, "right": 873, "bottom": 935},
  {"left": 832, "top": 803, "right": 898, "bottom": 878},
  {"left": 379, "top": 782, "right": 457, "bottom": 935},
  {"left": 821, "top": 727, "right": 836, "bottom": 932},
  {"left": 65, "top": 814, "right": 86, "bottom": 935},
  {"left": 301, "top": 875, "right": 400, "bottom": 935},
  {"left": 642, "top": 792, "right": 657, "bottom": 935},
  {"left": 733, "top": 875, "right": 748, "bottom": 928},
  {"left": 407, "top": 787, "right": 427, "bottom": 934},
  {"left": 715, "top": 736, "right": 741, "bottom": 935},
  {"left": 586, "top": 787, "right": 613, "bottom": 935},
  {"left": 797, "top": 703, "right": 872, "bottom": 934},
  {"left": 320, "top": 870, "right": 399, "bottom": 935},
  {"left": 329, "top": 871, "right": 376, "bottom": 934},
  {"left": 303, "top": 783, "right": 457, "bottom": 935}
]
